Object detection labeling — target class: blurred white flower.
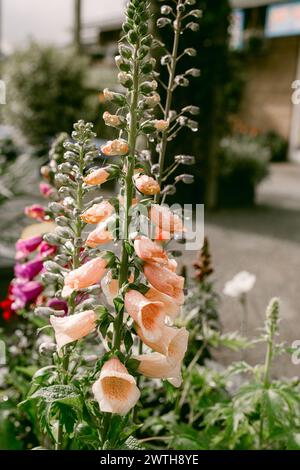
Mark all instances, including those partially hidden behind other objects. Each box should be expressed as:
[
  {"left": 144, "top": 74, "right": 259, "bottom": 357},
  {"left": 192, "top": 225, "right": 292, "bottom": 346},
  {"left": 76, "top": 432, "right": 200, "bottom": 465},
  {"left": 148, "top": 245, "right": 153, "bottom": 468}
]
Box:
[{"left": 223, "top": 271, "right": 256, "bottom": 298}]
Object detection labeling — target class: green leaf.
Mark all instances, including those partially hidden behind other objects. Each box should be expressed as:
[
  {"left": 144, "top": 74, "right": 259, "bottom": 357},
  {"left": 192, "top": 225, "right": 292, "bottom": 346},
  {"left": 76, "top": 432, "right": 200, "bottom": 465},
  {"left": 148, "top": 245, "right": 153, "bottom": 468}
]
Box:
[
  {"left": 114, "top": 296, "right": 124, "bottom": 314},
  {"left": 124, "top": 330, "right": 133, "bottom": 353}
]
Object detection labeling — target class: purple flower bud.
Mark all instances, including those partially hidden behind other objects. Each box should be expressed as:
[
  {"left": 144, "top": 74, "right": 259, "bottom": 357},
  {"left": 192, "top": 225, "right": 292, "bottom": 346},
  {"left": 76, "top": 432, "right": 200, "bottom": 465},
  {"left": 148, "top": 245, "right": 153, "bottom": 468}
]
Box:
[
  {"left": 11, "top": 281, "right": 43, "bottom": 310},
  {"left": 14, "top": 258, "right": 44, "bottom": 281},
  {"left": 15, "top": 236, "right": 43, "bottom": 260},
  {"left": 47, "top": 298, "right": 68, "bottom": 315}
]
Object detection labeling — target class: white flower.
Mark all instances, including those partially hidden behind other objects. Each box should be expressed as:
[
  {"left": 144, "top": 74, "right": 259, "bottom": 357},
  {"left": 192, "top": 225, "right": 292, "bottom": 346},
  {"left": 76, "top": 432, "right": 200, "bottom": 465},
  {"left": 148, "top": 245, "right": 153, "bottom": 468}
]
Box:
[{"left": 223, "top": 271, "right": 256, "bottom": 298}]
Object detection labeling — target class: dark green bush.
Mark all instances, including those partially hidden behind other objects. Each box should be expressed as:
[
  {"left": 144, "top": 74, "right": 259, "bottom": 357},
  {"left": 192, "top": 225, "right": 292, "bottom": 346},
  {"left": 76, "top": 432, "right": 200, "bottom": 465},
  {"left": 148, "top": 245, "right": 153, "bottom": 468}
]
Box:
[
  {"left": 218, "top": 134, "right": 270, "bottom": 207},
  {"left": 3, "top": 44, "right": 91, "bottom": 146}
]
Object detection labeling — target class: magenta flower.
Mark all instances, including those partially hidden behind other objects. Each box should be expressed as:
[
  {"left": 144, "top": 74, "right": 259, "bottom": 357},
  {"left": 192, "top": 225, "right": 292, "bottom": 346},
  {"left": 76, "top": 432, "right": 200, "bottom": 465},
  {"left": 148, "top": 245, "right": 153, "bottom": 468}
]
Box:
[
  {"left": 24, "top": 204, "right": 46, "bottom": 221},
  {"left": 15, "top": 236, "right": 43, "bottom": 260},
  {"left": 39, "top": 183, "right": 53, "bottom": 198},
  {"left": 38, "top": 241, "right": 57, "bottom": 259},
  {"left": 11, "top": 281, "right": 43, "bottom": 310},
  {"left": 47, "top": 298, "right": 68, "bottom": 315},
  {"left": 14, "top": 258, "right": 44, "bottom": 281}
]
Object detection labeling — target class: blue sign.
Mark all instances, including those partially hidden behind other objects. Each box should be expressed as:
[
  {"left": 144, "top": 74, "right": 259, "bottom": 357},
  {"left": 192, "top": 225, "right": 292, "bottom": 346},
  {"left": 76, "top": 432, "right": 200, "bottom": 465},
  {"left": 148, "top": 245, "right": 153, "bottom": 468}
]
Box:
[{"left": 266, "top": 1, "right": 300, "bottom": 38}]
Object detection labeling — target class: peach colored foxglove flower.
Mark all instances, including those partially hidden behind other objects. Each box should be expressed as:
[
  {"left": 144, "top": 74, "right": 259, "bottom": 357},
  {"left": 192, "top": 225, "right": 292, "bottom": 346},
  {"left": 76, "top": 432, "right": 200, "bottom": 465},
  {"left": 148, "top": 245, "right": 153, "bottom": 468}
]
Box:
[
  {"left": 137, "top": 326, "right": 188, "bottom": 364},
  {"left": 125, "top": 290, "right": 165, "bottom": 342},
  {"left": 153, "top": 119, "right": 169, "bottom": 132},
  {"left": 133, "top": 174, "right": 160, "bottom": 196},
  {"left": 50, "top": 310, "right": 96, "bottom": 351},
  {"left": 134, "top": 236, "right": 168, "bottom": 265},
  {"left": 145, "top": 287, "right": 181, "bottom": 319},
  {"left": 149, "top": 204, "right": 185, "bottom": 234},
  {"left": 103, "top": 111, "right": 122, "bottom": 127},
  {"left": 92, "top": 358, "right": 140, "bottom": 415},
  {"left": 84, "top": 168, "right": 110, "bottom": 186},
  {"left": 135, "top": 352, "right": 182, "bottom": 387},
  {"left": 62, "top": 257, "right": 107, "bottom": 297},
  {"left": 101, "top": 271, "right": 134, "bottom": 307},
  {"left": 101, "top": 139, "right": 129, "bottom": 157},
  {"left": 81, "top": 201, "right": 114, "bottom": 225},
  {"left": 85, "top": 218, "right": 114, "bottom": 248},
  {"left": 143, "top": 263, "right": 185, "bottom": 305}
]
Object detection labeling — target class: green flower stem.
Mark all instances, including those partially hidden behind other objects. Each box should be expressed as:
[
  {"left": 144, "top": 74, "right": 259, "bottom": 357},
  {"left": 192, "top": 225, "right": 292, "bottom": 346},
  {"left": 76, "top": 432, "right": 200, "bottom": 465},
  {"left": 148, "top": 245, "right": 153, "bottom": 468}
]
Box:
[
  {"left": 55, "top": 145, "right": 85, "bottom": 451},
  {"left": 259, "top": 313, "right": 276, "bottom": 448},
  {"left": 113, "top": 42, "right": 140, "bottom": 351},
  {"left": 101, "top": 41, "right": 140, "bottom": 449},
  {"left": 155, "top": 0, "right": 184, "bottom": 202}
]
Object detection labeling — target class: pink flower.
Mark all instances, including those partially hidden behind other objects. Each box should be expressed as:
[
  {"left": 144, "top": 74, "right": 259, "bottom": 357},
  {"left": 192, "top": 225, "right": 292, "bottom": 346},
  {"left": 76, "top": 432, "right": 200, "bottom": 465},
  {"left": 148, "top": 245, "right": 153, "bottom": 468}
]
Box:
[
  {"left": 134, "top": 236, "right": 168, "bottom": 265},
  {"left": 84, "top": 168, "right": 110, "bottom": 186},
  {"left": 133, "top": 174, "right": 160, "bottom": 196},
  {"left": 137, "top": 326, "right": 188, "bottom": 364},
  {"left": 125, "top": 290, "right": 165, "bottom": 342},
  {"left": 143, "top": 263, "right": 185, "bottom": 305},
  {"left": 145, "top": 287, "right": 181, "bottom": 320},
  {"left": 15, "top": 235, "right": 43, "bottom": 259},
  {"left": 135, "top": 352, "right": 183, "bottom": 387},
  {"left": 92, "top": 358, "right": 140, "bottom": 415},
  {"left": 39, "top": 183, "right": 53, "bottom": 198},
  {"left": 50, "top": 310, "right": 96, "bottom": 350},
  {"left": 81, "top": 201, "right": 114, "bottom": 225},
  {"left": 24, "top": 204, "right": 46, "bottom": 221},
  {"left": 11, "top": 281, "right": 43, "bottom": 310},
  {"left": 38, "top": 241, "right": 57, "bottom": 259},
  {"left": 14, "top": 258, "right": 44, "bottom": 281},
  {"left": 149, "top": 204, "right": 185, "bottom": 234},
  {"left": 85, "top": 219, "right": 114, "bottom": 248},
  {"left": 62, "top": 257, "right": 107, "bottom": 297},
  {"left": 47, "top": 298, "right": 68, "bottom": 315}
]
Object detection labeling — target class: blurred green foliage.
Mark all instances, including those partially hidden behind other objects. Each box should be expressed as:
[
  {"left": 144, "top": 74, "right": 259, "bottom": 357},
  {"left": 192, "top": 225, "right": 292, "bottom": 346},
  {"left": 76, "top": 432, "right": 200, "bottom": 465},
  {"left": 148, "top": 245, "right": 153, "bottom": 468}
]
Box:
[{"left": 3, "top": 44, "right": 92, "bottom": 147}]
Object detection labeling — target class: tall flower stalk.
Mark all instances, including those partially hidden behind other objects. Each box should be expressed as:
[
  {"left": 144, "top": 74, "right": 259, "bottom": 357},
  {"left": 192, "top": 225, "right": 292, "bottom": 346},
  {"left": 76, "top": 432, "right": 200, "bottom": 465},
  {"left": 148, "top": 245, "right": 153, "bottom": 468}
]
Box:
[{"left": 21, "top": 0, "right": 201, "bottom": 450}]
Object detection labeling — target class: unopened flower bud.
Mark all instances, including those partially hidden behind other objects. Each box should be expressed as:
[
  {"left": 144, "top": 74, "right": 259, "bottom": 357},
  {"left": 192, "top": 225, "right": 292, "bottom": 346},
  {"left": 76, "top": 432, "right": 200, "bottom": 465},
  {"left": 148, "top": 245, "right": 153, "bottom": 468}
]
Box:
[
  {"left": 151, "top": 164, "right": 160, "bottom": 176},
  {"left": 103, "top": 88, "right": 126, "bottom": 106},
  {"left": 118, "top": 72, "right": 133, "bottom": 88},
  {"left": 186, "top": 68, "right": 201, "bottom": 77},
  {"left": 186, "top": 0, "right": 196, "bottom": 5},
  {"left": 39, "top": 342, "right": 57, "bottom": 356},
  {"left": 157, "top": 17, "right": 172, "bottom": 28},
  {"left": 175, "top": 174, "right": 195, "bottom": 184},
  {"left": 184, "top": 47, "right": 197, "bottom": 57},
  {"left": 161, "top": 5, "right": 172, "bottom": 15},
  {"left": 161, "top": 55, "right": 172, "bottom": 66},
  {"left": 101, "top": 139, "right": 129, "bottom": 157},
  {"left": 182, "top": 105, "right": 200, "bottom": 115},
  {"left": 186, "top": 22, "right": 200, "bottom": 32},
  {"left": 187, "top": 119, "right": 199, "bottom": 132},
  {"left": 177, "top": 116, "right": 188, "bottom": 126},
  {"left": 162, "top": 185, "right": 176, "bottom": 196},
  {"left": 115, "top": 55, "right": 130, "bottom": 72},
  {"left": 175, "top": 75, "right": 189, "bottom": 87},
  {"left": 175, "top": 155, "right": 195, "bottom": 165},
  {"left": 177, "top": 4, "right": 185, "bottom": 13},
  {"left": 190, "top": 9, "right": 203, "bottom": 18},
  {"left": 144, "top": 92, "right": 161, "bottom": 108}
]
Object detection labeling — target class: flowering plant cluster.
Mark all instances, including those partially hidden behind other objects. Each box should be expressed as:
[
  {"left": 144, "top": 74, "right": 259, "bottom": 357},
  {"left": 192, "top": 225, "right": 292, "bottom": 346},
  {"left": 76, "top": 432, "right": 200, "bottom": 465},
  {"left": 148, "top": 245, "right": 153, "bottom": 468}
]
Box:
[{"left": 13, "top": 0, "right": 203, "bottom": 450}]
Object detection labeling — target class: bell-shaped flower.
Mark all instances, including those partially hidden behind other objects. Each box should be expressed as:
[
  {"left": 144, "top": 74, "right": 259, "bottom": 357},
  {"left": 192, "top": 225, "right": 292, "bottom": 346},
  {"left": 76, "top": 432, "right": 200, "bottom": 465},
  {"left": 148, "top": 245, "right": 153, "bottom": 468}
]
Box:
[
  {"left": 50, "top": 310, "right": 96, "bottom": 350},
  {"left": 101, "top": 139, "right": 129, "bottom": 157},
  {"left": 81, "top": 201, "right": 114, "bottom": 225},
  {"left": 125, "top": 290, "right": 165, "bottom": 342},
  {"left": 137, "top": 325, "right": 188, "bottom": 364},
  {"left": 84, "top": 168, "right": 110, "bottom": 186},
  {"left": 143, "top": 263, "right": 184, "bottom": 305},
  {"left": 92, "top": 358, "right": 140, "bottom": 415},
  {"left": 85, "top": 217, "right": 115, "bottom": 248},
  {"left": 62, "top": 257, "right": 107, "bottom": 297},
  {"left": 133, "top": 174, "right": 160, "bottom": 196},
  {"left": 135, "top": 352, "right": 183, "bottom": 387},
  {"left": 134, "top": 236, "right": 168, "bottom": 265}
]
